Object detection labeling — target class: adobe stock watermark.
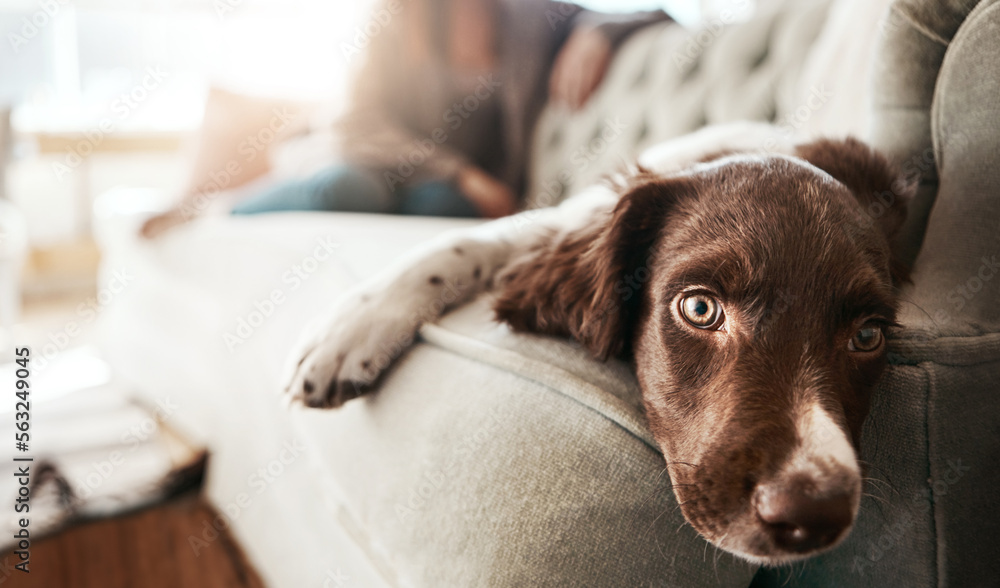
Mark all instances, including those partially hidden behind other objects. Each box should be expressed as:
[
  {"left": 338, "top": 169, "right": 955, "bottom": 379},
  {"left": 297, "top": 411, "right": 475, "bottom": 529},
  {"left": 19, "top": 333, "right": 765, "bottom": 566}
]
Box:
[
  {"left": 340, "top": 0, "right": 405, "bottom": 61},
  {"left": 347, "top": 275, "right": 470, "bottom": 396},
  {"left": 179, "top": 106, "right": 298, "bottom": 220},
  {"left": 321, "top": 568, "right": 350, "bottom": 587},
  {"left": 33, "top": 268, "right": 135, "bottom": 372},
  {"left": 7, "top": 0, "right": 71, "bottom": 54},
  {"left": 758, "top": 84, "right": 835, "bottom": 155},
  {"left": 51, "top": 67, "right": 170, "bottom": 181},
  {"left": 516, "top": 116, "right": 627, "bottom": 229},
  {"left": 852, "top": 458, "right": 970, "bottom": 576},
  {"left": 534, "top": 116, "right": 627, "bottom": 206},
  {"left": 71, "top": 397, "right": 180, "bottom": 501},
  {"left": 850, "top": 130, "right": 970, "bottom": 242},
  {"left": 384, "top": 75, "right": 502, "bottom": 191},
  {"left": 0, "top": 553, "right": 22, "bottom": 585},
  {"left": 876, "top": 10, "right": 905, "bottom": 38},
  {"left": 544, "top": 3, "right": 578, "bottom": 29},
  {"left": 188, "top": 439, "right": 307, "bottom": 556},
  {"left": 394, "top": 407, "right": 503, "bottom": 524},
  {"left": 940, "top": 253, "right": 1000, "bottom": 321},
  {"left": 533, "top": 248, "right": 654, "bottom": 341},
  {"left": 673, "top": 0, "right": 752, "bottom": 70},
  {"left": 213, "top": 0, "right": 246, "bottom": 19},
  {"left": 223, "top": 236, "right": 340, "bottom": 352},
  {"left": 757, "top": 289, "right": 799, "bottom": 337},
  {"left": 841, "top": 130, "right": 982, "bottom": 329}
]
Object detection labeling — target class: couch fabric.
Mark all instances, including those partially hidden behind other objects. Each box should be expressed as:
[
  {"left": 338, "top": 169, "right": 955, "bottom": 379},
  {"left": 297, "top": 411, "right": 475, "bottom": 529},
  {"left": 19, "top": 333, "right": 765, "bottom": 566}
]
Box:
[{"left": 94, "top": 0, "right": 999, "bottom": 586}]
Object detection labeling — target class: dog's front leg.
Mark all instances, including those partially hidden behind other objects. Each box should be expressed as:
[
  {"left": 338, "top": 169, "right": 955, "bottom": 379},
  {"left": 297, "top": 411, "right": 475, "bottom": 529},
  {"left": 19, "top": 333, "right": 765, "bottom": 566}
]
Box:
[{"left": 282, "top": 187, "right": 616, "bottom": 408}]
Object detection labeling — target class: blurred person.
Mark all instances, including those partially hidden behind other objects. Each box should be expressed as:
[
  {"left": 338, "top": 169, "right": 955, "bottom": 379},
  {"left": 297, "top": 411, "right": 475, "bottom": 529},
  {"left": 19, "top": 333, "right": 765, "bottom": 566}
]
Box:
[{"left": 142, "top": 0, "right": 669, "bottom": 238}]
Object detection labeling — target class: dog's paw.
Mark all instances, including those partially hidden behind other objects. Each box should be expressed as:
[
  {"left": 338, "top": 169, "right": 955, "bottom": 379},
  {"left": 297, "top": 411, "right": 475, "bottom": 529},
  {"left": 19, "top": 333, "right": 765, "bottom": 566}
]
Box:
[{"left": 282, "top": 292, "right": 416, "bottom": 409}]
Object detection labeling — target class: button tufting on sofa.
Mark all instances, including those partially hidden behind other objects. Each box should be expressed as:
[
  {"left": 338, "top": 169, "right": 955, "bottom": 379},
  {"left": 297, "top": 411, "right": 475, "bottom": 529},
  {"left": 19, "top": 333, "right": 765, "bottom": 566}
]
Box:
[{"left": 526, "top": 0, "right": 836, "bottom": 210}]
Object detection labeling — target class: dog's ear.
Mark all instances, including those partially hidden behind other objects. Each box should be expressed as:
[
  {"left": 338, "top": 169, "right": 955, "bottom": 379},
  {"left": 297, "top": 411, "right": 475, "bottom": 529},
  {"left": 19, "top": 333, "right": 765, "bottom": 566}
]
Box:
[
  {"left": 494, "top": 175, "right": 688, "bottom": 360},
  {"left": 794, "top": 137, "right": 915, "bottom": 283}
]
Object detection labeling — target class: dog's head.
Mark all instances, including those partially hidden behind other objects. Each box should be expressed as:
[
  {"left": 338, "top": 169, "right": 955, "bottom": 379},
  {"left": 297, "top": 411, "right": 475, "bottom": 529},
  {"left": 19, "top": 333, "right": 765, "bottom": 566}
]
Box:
[{"left": 495, "top": 138, "right": 912, "bottom": 564}]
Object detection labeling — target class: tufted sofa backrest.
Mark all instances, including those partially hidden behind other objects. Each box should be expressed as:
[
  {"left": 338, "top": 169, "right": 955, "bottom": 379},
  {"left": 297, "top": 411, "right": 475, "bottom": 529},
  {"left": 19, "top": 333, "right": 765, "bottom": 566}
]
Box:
[{"left": 525, "top": 0, "right": 833, "bottom": 209}]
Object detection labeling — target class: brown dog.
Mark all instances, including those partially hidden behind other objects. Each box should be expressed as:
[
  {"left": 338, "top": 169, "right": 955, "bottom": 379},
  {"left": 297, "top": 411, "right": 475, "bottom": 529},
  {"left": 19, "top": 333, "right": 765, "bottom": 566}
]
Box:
[{"left": 284, "top": 125, "right": 912, "bottom": 564}]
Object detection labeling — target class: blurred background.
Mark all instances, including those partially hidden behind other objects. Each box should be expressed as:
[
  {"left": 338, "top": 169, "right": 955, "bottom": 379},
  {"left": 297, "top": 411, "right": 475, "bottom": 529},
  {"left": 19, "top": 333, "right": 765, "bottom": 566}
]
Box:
[{"left": 0, "top": 0, "right": 761, "bottom": 355}]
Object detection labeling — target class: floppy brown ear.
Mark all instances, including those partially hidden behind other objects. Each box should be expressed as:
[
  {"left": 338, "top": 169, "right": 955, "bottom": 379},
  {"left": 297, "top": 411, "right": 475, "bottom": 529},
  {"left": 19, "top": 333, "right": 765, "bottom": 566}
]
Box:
[
  {"left": 493, "top": 175, "right": 689, "bottom": 360},
  {"left": 794, "top": 137, "right": 915, "bottom": 283}
]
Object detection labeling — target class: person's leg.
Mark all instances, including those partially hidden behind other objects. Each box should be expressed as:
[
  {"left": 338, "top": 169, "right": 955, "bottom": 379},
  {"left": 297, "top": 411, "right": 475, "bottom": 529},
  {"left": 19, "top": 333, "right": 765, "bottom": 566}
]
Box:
[
  {"left": 397, "top": 181, "right": 482, "bottom": 218},
  {"left": 231, "top": 165, "right": 394, "bottom": 215}
]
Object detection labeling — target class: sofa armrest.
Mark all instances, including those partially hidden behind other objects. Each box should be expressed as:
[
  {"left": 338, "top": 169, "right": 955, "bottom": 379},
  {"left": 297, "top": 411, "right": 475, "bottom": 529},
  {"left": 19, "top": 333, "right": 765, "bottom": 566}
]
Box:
[
  {"left": 907, "top": 0, "right": 1000, "bottom": 336},
  {"left": 911, "top": 3, "right": 1000, "bottom": 583},
  {"left": 877, "top": 1, "right": 1000, "bottom": 586},
  {"left": 752, "top": 2, "right": 1000, "bottom": 587}
]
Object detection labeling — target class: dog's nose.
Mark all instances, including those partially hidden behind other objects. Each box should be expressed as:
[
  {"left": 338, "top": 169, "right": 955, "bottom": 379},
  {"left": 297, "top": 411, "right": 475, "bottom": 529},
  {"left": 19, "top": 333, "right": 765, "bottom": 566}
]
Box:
[{"left": 755, "top": 478, "right": 854, "bottom": 553}]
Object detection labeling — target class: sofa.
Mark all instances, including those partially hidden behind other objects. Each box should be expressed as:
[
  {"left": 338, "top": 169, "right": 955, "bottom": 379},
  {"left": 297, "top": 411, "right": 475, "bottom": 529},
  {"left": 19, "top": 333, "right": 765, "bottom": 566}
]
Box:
[{"left": 94, "top": 0, "right": 1000, "bottom": 585}]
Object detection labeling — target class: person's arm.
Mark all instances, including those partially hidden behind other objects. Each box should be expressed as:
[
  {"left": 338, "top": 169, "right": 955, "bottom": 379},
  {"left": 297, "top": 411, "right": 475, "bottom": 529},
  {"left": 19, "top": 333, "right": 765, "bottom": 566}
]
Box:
[
  {"left": 341, "top": 95, "right": 515, "bottom": 218},
  {"left": 140, "top": 89, "right": 306, "bottom": 238},
  {"left": 456, "top": 166, "right": 518, "bottom": 218},
  {"left": 549, "top": 5, "right": 672, "bottom": 110},
  {"left": 576, "top": 8, "right": 673, "bottom": 48}
]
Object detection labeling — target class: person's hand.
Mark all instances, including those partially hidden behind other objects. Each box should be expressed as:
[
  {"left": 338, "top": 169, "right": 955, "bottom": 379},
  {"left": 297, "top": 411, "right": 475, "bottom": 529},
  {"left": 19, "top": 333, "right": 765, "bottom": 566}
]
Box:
[
  {"left": 457, "top": 166, "right": 518, "bottom": 219},
  {"left": 549, "top": 26, "right": 613, "bottom": 111},
  {"left": 139, "top": 207, "right": 189, "bottom": 239}
]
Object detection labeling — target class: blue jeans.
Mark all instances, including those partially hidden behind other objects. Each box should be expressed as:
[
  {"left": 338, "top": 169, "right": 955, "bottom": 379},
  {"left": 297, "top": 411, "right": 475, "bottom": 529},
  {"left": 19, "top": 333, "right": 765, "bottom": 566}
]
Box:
[{"left": 231, "top": 165, "right": 481, "bottom": 218}]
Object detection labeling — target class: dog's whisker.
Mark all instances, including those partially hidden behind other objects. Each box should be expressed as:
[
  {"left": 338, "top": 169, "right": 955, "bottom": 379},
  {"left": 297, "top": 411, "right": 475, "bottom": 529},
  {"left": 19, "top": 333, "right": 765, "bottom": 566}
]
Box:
[
  {"left": 712, "top": 531, "right": 729, "bottom": 581},
  {"left": 670, "top": 504, "right": 683, "bottom": 520},
  {"left": 644, "top": 505, "right": 676, "bottom": 541},
  {"left": 861, "top": 478, "right": 895, "bottom": 506},
  {"left": 779, "top": 565, "right": 795, "bottom": 587},
  {"left": 862, "top": 491, "right": 895, "bottom": 522},
  {"left": 862, "top": 491, "right": 889, "bottom": 506},
  {"left": 858, "top": 462, "right": 902, "bottom": 496},
  {"left": 791, "top": 560, "right": 807, "bottom": 585},
  {"left": 896, "top": 297, "right": 935, "bottom": 323},
  {"left": 627, "top": 466, "right": 679, "bottom": 534},
  {"left": 654, "top": 533, "right": 669, "bottom": 562},
  {"left": 861, "top": 477, "right": 893, "bottom": 495}
]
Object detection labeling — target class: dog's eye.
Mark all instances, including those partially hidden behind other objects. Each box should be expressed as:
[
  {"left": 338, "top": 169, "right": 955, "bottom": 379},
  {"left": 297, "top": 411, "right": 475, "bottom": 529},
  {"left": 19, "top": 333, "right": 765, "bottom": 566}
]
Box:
[
  {"left": 849, "top": 326, "right": 884, "bottom": 352},
  {"left": 679, "top": 294, "right": 724, "bottom": 330}
]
